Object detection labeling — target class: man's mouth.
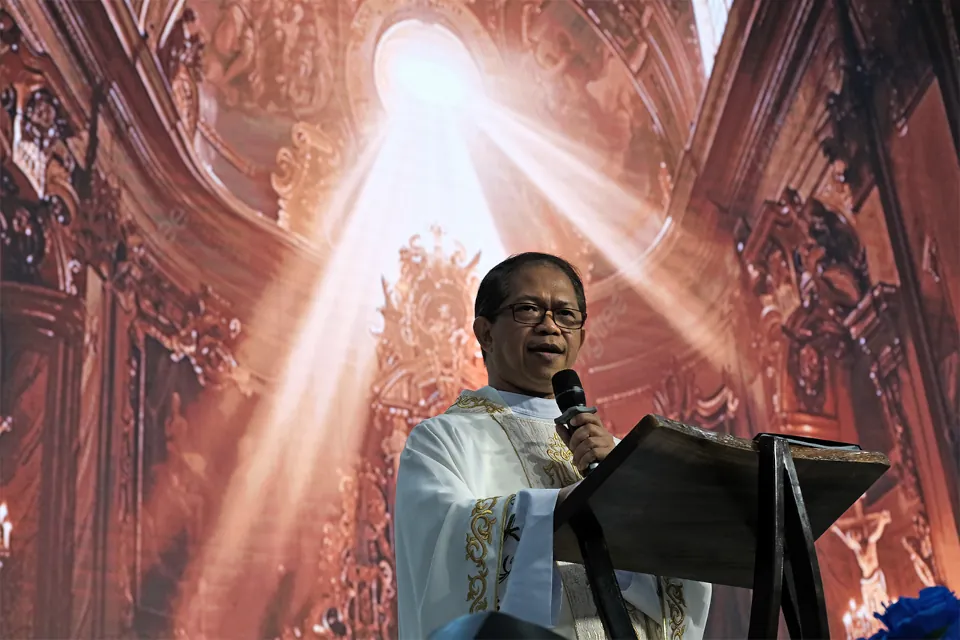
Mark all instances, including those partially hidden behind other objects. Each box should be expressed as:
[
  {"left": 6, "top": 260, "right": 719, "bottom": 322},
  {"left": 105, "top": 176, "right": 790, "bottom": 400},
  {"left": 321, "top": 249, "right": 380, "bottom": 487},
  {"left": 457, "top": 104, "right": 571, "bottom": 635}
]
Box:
[{"left": 527, "top": 343, "right": 564, "bottom": 356}]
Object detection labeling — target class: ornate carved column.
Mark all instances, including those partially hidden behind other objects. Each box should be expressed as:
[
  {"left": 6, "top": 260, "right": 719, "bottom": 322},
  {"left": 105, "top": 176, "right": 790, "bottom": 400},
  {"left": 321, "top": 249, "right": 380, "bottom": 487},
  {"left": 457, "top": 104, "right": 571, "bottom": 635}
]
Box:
[
  {"left": 845, "top": 284, "right": 959, "bottom": 587},
  {"left": 113, "top": 259, "right": 244, "bottom": 639},
  {"left": 831, "top": 0, "right": 960, "bottom": 542},
  {"left": 738, "top": 187, "right": 869, "bottom": 442},
  {"left": 0, "top": 12, "right": 87, "bottom": 637},
  {"left": 0, "top": 284, "right": 84, "bottom": 639}
]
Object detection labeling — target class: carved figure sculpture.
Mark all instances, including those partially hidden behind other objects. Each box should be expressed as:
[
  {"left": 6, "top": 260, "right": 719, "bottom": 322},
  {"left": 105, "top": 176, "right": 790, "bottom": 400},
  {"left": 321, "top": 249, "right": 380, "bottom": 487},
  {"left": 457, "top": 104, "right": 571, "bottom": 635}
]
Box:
[{"left": 831, "top": 502, "right": 892, "bottom": 617}]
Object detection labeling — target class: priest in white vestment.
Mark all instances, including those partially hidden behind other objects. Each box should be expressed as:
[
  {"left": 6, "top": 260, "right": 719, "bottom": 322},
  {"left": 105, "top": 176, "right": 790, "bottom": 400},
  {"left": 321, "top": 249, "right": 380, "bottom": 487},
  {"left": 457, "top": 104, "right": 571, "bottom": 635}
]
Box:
[{"left": 395, "top": 253, "right": 712, "bottom": 639}]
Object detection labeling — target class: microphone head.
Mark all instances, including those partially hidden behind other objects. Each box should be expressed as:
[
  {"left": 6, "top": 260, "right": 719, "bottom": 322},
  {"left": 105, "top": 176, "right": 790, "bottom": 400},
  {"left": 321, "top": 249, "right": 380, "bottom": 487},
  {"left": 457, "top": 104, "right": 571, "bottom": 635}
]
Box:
[{"left": 552, "top": 369, "right": 586, "bottom": 411}]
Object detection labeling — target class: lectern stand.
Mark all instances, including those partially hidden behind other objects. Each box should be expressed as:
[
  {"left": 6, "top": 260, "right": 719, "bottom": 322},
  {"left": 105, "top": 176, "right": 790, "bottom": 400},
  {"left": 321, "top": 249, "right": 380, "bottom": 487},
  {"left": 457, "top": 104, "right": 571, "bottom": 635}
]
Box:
[{"left": 553, "top": 415, "right": 890, "bottom": 639}]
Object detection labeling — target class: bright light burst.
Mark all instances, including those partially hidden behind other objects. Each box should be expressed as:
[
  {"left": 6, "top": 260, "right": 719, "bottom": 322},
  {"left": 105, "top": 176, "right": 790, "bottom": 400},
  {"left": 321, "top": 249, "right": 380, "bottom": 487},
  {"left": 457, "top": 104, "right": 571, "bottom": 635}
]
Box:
[
  {"left": 375, "top": 20, "right": 484, "bottom": 113},
  {"left": 183, "top": 18, "right": 727, "bottom": 631}
]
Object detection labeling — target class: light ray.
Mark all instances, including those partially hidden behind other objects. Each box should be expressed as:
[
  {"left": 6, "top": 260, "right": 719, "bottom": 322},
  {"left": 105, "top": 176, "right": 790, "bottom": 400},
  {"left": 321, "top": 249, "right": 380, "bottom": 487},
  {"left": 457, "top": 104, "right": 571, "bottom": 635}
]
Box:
[
  {"left": 476, "top": 105, "right": 729, "bottom": 360},
  {"left": 180, "top": 21, "right": 504, "bottom": 631},
  {"left": 181, "top": 127, "right": 417, "bottom": 627}
]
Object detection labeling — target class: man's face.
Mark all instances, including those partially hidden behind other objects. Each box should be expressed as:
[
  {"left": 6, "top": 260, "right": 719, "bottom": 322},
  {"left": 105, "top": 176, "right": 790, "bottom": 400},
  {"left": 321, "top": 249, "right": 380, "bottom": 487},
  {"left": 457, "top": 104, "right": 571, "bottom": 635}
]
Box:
[{"left": 473, "top": 263, "right": 586, "bottom": 397}]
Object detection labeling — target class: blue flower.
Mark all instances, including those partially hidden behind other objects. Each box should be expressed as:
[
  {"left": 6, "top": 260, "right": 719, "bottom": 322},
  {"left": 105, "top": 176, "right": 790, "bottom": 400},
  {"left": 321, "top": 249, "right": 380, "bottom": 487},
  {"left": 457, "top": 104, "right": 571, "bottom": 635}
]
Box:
[{"left": 864, "top": 587, "right": 960, "bottom": 640}]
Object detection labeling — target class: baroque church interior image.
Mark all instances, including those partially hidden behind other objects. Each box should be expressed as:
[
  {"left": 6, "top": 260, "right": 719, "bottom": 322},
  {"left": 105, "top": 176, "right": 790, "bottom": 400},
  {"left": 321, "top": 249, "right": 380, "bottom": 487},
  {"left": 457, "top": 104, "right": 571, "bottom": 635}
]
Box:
[{"left": 0, "top": 0, "right": 958, "bottom": 637}]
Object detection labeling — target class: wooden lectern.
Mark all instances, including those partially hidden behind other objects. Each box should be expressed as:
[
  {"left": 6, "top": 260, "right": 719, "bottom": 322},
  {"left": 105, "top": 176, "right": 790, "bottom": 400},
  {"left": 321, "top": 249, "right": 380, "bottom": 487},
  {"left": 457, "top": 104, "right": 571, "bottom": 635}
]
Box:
[{"left": 553, "top": 415, "right": 890, "bottom": 639}]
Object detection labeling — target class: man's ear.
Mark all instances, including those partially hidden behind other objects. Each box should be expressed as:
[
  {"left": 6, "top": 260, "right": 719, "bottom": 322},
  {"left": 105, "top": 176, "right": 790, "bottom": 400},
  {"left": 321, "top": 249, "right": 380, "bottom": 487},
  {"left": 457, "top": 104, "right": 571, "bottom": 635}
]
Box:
[{"left": 473, "top": 316, "right": 493, "bottom": 356}]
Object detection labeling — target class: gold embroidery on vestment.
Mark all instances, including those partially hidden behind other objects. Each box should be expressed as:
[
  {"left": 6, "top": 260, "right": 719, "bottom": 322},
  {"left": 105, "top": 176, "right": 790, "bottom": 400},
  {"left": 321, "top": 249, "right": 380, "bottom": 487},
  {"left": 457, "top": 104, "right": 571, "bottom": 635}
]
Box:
[
  {"left": 450, "top": 394, "right": 506, "bottom": 415},
  {"left": 543, "top": 430, "right": 582, "bottom": 487},
  {"left": 494, "top": 494, "right": 517, "bottom": 611},
  {"left": 661, "top": 578, "right": 687, "bottom": 640},
  {"left": 465, "top": 497, "right": 498, "bottom": 612}
]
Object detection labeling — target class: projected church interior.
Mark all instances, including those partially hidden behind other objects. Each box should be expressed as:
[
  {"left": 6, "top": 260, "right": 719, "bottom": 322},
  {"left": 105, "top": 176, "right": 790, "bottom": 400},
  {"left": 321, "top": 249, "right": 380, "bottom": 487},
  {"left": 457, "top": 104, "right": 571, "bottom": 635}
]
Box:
[{"left": 0, "top": 0, "right": 958, "bottom": 638}]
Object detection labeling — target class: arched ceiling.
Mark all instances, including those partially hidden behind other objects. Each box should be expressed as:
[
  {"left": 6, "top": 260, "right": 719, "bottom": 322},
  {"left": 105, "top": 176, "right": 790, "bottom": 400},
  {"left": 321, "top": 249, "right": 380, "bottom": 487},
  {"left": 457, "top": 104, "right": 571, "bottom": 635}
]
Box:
[
  {"left": 190, "top": 0, "right": 706, "bottom": 222},
  {"left": 160, "top": 0, "right": 732, "bottom": 392},
  {"left": 64, "top": 0, "right": 730, "bottom": 392}
]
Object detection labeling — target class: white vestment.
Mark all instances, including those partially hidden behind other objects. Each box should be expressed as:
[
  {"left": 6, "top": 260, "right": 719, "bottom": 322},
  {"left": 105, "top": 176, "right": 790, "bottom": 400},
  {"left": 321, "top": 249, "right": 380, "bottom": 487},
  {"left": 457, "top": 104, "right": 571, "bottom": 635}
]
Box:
[{"left": 395, "top": 386, "right": 712, "bottom": 639}]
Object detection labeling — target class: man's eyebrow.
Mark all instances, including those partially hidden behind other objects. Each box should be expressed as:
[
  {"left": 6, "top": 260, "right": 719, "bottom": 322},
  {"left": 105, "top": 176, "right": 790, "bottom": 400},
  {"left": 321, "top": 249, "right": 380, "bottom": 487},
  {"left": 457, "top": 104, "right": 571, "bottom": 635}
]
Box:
[{"left": 510, "top": 295, "right": 575, "bottom": 307}]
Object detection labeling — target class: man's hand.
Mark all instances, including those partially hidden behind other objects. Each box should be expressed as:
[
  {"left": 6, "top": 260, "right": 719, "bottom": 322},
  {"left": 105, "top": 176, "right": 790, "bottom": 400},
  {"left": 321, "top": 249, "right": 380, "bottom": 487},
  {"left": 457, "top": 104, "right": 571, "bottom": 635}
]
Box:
[{"left": 556, "top": 412, "right": 616, "bottom": 473}]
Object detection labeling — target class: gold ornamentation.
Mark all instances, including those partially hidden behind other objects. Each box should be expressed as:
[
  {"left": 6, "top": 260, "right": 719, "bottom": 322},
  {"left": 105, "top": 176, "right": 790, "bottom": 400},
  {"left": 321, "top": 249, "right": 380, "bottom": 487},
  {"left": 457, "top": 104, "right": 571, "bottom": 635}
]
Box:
[
  {"left": 285, "top": 232, "right": 485, "bottom": 638},
  {"left": 451, "top": 394, "right": 506, "bottom": 415},
  {"left": 661, "top": 578, "right": 686, "bottom": 640},
  {"left": 543, "top": 431, "right": 581, "bottom": 487},
  {"left": 465, "top": 497, "right": 498, "bottom": 613},
  {"left": 272, "top": 121, "right": 347, "bottom": 237}
]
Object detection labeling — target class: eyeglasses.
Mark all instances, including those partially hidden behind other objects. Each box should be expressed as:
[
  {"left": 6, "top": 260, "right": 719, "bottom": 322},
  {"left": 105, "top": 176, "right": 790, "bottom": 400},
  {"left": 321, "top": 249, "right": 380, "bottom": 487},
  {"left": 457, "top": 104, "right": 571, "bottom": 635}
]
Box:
[{"left": 494, "top": 303, "right": 586, "bottom": 330}]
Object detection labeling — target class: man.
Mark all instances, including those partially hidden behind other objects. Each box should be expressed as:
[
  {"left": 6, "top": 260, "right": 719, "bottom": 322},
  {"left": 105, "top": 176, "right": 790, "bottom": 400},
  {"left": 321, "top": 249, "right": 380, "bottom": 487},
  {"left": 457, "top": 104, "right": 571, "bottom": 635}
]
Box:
[{"left": 395, "top": 253, "right": 712, "bottom": 639}]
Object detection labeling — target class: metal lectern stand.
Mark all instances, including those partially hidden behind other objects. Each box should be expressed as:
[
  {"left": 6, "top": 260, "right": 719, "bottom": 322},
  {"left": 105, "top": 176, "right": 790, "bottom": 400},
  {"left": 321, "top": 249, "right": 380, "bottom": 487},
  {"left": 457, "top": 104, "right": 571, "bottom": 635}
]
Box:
[
  {"left": 553, "top": 416, "right": 889, "bottom": 640},
  {"left": 747, "top": 434, "right": 831, "bottom": 638}
]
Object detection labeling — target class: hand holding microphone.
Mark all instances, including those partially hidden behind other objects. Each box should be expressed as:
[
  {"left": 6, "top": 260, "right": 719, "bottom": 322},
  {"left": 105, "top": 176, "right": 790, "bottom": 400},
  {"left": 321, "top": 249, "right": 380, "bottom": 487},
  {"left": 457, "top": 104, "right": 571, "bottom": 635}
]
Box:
[{"left": 552, "top": 369, "right": 616, "bottom": 475}]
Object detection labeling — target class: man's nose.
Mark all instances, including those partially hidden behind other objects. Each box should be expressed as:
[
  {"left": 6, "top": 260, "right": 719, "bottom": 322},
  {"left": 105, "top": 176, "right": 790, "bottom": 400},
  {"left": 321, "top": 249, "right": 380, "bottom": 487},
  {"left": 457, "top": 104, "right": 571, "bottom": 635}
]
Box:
[{"left": 535, "top": 312, "right": 563, "bottom": 334}]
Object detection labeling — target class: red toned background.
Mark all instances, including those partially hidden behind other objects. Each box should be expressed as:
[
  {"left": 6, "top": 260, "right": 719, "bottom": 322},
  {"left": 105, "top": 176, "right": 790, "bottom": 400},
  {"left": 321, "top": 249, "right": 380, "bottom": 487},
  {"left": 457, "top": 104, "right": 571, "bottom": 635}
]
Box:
[{"left": 0, "top": 0, "right": 957, "bottom": 638}]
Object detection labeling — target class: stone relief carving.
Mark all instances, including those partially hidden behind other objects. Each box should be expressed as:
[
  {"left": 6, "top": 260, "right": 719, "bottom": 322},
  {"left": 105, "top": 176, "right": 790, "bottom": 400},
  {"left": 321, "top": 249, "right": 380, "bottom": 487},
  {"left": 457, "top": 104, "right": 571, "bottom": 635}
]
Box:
[
  {"left": 272, "top": 121, "right": 347, "bottom": 236},
  {"left": 0, "top": 167, "right": 75, "bottom": 288},
  {"left": 202, "top": 0, "right": 335, "bottom": 119},
  {"left": 0, "top": 14, "right": 84, "bottom": 293},
  {"left": 740, "top": 187, "right": 870, "bottom": 425},
  {"left": 651, "top": 358, "right": 739, "bottom": 433},
  {"left": 845, "top": 285, "right": 943, "bottom": 588},
  {"left": 159, "top": 8, "right": 205, "bottom": 137}
]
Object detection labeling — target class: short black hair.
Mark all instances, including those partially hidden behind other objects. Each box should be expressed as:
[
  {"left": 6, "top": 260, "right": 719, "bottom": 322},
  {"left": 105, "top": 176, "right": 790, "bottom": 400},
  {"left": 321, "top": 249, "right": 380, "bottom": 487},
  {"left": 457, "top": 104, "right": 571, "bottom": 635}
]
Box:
[{"left": 474, "top": 252, "right": 587, "bottom": 319}]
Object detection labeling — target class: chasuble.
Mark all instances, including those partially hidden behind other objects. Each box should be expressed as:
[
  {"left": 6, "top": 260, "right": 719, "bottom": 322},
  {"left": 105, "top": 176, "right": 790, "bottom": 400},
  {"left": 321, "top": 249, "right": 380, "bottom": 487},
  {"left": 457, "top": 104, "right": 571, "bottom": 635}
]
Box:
[{"left": 394, "top": 386, "right": 712, "bottom": 639}]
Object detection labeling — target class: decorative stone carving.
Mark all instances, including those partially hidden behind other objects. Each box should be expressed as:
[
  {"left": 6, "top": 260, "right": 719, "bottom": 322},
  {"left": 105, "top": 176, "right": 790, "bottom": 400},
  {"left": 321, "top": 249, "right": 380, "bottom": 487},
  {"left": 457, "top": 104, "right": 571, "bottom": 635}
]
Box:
[
  {"left": 0, "top": 166, "right": 75, "bottom": 289},
  {"left": 372, "top": 227, "right": 487, "bottom": 412},
  {"left": 651, "top": 358, "right": 739, "bottom": 433},
  {"left": 159, "top": 7, "right": 204, "bottom": 137},
  {"left": 821, "top": 82, "right": 873, "bottom": 208},
  {"left": 160, "top": 8, "right": 204, "bottom": 82},
  {"left": 739, "top": 187, "right": 869, "bottom": 435},
  {"left": 287, "top": 228, "right": 485, "bottom": 639},
  {"left": 272, "top": 122, "right": 347, "bottom": 237},
  {"left": 202, "top": 0, "right": 335, "bottom": 119},
  {"left": 0, "top": 12, "right": 77, "bottom": 199},
  {"left": 0, "top": 11, "right": 84, "bottom": 293},
  {"left": 816, "top": 158, "right": 856, "bottom": 218},
  {"left": 901, "top": 513, "right": 937, "bottom": 588},
  {"left": 76, "top": 169, "right": 127, "bottom": 277},
  {"left": 72, "top": 167, "right": 249, "bottom": 391},
  {"left": 127, "top": 269, "right": 245, "bottom": 390},
  {"left": 844, "top": 284, "right": 943, "bottom": 586},
  {"left": 166, "top": 285, "right": 243, "bottom": 388},
  {"left": 11, "top": 88, "right": 74, "bottom": 198}
]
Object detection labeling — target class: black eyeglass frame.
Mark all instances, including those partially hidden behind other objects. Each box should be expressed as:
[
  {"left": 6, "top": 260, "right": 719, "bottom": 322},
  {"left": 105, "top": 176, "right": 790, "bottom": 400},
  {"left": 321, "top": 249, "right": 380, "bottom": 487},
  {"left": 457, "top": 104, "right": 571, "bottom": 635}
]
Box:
[{"left": 490, "top": 302, "right": 587, "bottom": 330}]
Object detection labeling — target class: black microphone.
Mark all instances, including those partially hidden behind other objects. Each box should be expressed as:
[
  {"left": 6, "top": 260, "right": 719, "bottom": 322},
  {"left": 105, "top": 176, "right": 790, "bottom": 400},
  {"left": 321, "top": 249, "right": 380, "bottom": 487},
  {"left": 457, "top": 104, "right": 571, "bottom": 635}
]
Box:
[{"left": 551, "top": 369, "right": 599, "bottom": 474}]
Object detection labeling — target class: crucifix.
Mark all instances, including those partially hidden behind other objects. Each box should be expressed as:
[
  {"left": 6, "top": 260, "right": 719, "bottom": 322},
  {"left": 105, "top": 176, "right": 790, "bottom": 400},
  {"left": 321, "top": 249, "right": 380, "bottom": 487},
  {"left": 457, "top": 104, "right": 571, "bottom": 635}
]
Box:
[
  {"left": 831, "top": 499, "right": 892, "bottom": 616},
  {"left": 831, "top": 500, "right": 892, "bottom": 579}
]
